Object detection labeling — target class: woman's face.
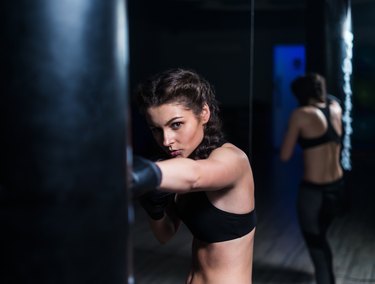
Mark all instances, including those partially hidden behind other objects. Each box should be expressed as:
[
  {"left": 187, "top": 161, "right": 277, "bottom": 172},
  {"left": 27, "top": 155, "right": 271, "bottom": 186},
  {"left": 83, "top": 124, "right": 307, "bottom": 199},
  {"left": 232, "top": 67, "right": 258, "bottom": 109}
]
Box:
[{"left": 146, "top": 102, "right": 210, "bottom": 158}]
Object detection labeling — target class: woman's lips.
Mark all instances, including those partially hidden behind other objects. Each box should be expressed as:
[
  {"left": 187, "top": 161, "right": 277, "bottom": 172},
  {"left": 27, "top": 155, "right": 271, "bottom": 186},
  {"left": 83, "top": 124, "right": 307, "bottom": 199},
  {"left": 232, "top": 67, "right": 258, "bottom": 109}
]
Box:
[{"left": 170, "top": 150, "right": 182, "bottom": 157}]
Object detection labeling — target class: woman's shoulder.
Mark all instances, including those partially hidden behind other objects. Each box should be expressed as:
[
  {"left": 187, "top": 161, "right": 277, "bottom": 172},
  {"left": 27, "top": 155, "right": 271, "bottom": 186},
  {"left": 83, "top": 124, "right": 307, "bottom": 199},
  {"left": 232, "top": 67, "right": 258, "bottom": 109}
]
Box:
[
  {"left": 210, "top": 142, "right": 249, "bottom": 163},
  {"left": 289, "top": 107, "right": 310, "bottom": 122},
  {"left": 289, "top": 107, "right": 323, "bottom": 130},
  {"left": 329, "top": 99, "right": 342, "bottom": 114},
  {"left": 217, "top": 142, "right": 243, "bottom": 152},
  {"left": 295, "top": 105, "right": 317, "bottom": 113},
  {"left": 293, "top": 105, "right": 323, "bottom": 120}
]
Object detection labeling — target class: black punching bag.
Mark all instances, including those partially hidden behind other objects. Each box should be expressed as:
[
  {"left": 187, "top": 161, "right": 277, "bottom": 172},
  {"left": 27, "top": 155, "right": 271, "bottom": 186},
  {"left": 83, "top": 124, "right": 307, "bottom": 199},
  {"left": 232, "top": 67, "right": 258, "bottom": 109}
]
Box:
[{"left": 0, "top": 1, "right": 131, "bottom": 283}]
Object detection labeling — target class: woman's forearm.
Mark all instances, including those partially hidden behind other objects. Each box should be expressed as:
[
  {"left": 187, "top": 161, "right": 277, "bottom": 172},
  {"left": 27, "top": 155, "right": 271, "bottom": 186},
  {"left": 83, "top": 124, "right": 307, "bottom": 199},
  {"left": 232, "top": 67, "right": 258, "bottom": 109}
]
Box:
[{"left": 148, "top": 214, "right": 179, "bottom": 244}]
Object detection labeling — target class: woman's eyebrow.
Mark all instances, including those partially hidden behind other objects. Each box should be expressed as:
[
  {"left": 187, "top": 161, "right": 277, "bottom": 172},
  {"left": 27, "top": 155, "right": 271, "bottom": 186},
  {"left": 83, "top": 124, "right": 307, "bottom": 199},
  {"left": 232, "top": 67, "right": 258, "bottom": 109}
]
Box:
[
  {"left": 147, "top": 116, "right": 183, "bottom": 128},
  {"left": 164, "top": 116, "right": 183, "bottom": 126}
]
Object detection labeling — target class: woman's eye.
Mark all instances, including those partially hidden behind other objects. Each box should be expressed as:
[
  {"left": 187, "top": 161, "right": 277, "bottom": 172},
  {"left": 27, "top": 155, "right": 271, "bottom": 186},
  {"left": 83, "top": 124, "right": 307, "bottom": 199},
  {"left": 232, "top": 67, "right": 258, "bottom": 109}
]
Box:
[{"left": 171, "top": 122, "right": 182, "bottom": 130}]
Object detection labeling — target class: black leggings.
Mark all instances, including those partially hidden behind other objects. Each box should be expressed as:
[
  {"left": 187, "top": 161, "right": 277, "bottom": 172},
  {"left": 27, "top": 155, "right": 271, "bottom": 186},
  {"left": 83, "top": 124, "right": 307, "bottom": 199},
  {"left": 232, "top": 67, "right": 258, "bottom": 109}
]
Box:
[{"left": 297, "top": 178, "right": 345, "bottom": 284}]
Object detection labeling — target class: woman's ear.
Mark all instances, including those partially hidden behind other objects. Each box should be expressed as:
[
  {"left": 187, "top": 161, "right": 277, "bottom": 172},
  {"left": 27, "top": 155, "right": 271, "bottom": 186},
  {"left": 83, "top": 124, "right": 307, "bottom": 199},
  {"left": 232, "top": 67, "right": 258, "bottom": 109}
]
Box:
[{"left": 201, "top": 103, "right": 211, "bottom": 124}]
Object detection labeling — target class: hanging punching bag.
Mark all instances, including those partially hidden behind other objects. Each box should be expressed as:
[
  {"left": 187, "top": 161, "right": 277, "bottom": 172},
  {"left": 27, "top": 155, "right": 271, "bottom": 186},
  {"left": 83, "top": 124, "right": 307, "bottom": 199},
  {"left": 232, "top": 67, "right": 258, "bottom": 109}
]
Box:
[{"left": 0, "top": 0, "right": 131, "bottom": 283}]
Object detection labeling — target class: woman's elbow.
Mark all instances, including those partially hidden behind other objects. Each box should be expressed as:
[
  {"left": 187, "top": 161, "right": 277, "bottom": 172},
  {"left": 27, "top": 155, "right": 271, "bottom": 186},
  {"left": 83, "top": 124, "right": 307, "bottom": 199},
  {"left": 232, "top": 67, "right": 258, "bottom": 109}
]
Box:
[
  {"left": 152, "top": 229, "right": 174, "bottom": 244},
  {"left": 156, "top": 228, "right": 178, "bottom": 244},
  {"left": 151, "top": 220, "right": 179, "bottom": 244}
]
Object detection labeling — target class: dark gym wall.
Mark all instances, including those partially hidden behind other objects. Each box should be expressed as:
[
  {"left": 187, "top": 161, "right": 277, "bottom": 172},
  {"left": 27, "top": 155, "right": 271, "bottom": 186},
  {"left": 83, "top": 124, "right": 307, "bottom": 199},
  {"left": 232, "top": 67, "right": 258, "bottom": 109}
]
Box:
[
  {"left": 128, "top": 0, "right": 375, "bottom": 158},
  {"left": 128, "top": 0, "right": 254, "bottom": 158},
  {"left": 251, "top": 1, "right": 375, "bottom": 152},
  {"left": 350, "top": 2, "right": 375, "bottom": 145}
]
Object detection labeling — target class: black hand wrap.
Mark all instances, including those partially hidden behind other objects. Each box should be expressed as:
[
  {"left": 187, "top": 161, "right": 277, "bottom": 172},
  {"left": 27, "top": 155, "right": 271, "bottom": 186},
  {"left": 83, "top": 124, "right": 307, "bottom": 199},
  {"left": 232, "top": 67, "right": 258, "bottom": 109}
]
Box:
[
  {"left": 139, "top": 190, "right": 174, "bottom": 220},
  {"left": 131, "top": 156, "right": 162, "bottom": 197}
]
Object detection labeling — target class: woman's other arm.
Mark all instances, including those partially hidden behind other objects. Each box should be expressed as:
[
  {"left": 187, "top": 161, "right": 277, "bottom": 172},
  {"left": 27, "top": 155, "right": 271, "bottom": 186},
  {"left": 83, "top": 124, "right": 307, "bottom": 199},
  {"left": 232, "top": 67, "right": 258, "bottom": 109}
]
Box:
[{"left": 280, "top": 110, "right": 301, "bottom": 161}]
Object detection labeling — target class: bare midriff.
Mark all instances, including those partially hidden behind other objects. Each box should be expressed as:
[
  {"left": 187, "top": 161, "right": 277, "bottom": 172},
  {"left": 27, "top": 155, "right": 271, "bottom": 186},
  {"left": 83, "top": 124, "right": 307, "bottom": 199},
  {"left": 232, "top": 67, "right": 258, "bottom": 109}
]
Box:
[{"left": 186, "top": 229, "right": 255, "bottom": 284}]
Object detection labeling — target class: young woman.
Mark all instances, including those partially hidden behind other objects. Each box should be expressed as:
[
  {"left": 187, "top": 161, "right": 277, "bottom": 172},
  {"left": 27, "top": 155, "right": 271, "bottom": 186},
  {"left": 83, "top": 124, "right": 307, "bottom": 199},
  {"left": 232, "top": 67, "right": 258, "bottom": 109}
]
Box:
[
  {"left": 134, "top": 68, "right": 256, "bottom": 284},
  {"left": 280, "top": 73, "right": 344, "bottom": 284}
]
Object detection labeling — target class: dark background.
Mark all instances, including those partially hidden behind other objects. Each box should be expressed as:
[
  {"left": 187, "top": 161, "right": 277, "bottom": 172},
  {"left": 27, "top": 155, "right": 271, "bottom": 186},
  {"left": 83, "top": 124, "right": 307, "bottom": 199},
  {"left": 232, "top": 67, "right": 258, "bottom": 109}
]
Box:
[
  {"left": 126, "top": 1, "right": 375, "bottom": 282},
  {"left": 3, "top": 1, "right": 373, "bottom": 283},
  {"left": 127, "top": 0, "right": 375, "bottom": 162}
]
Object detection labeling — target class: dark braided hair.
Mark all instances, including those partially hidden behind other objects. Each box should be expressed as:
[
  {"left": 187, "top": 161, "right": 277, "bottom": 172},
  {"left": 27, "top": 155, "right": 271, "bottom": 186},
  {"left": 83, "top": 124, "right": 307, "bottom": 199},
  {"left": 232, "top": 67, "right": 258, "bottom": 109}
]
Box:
[
  {"left": 136, "top": 68, "right": 225, "bottom": 160},
  {"left": 291, "top": 73, "right": 327, "bottom": 106}
]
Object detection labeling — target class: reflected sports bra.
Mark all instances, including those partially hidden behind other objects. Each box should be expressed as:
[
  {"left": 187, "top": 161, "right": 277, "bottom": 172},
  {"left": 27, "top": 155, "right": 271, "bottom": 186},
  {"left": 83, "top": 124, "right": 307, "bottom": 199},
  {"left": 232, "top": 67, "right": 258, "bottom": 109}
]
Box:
[
  {"left": 174, "top": 191, "right": 256, "bottom": 243},
  {"left": 298, "top": 101, "right": 341, "bottom": 149}
]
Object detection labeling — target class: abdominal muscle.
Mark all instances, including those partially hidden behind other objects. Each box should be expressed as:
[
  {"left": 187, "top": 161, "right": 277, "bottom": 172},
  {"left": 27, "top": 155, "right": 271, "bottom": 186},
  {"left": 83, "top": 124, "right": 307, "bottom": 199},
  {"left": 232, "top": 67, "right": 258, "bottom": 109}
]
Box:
[{"left": 186, "top": 229, "right": 255, "bottom": 284}]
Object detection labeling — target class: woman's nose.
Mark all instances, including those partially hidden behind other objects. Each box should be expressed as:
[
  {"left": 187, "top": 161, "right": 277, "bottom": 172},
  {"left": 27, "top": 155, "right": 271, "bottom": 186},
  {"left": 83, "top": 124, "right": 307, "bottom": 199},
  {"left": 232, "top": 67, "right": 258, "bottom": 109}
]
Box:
[{"left": 162, "top": 130, "right": 174, "bottom": 147}]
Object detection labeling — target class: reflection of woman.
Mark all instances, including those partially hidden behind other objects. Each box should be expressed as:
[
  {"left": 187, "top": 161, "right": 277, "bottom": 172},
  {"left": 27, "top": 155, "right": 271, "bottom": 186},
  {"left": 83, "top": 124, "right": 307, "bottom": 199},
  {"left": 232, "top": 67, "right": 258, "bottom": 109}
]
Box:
[
  {"left": 280, "top": 73, "right": 344, "bottom": 284},
  {"left": 134, "top": 68, "right": 256, "bottom": 283}
]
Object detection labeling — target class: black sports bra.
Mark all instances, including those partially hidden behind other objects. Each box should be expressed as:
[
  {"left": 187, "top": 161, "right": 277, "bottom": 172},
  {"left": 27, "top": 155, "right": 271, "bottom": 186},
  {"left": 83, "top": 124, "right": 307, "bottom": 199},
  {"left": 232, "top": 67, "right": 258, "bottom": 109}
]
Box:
[
  {"left": 298, "top": 102, "right": 341, "bottom": 149},
  {"left": 174, "top": 191, "right": 256, "bottom": 243}
]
